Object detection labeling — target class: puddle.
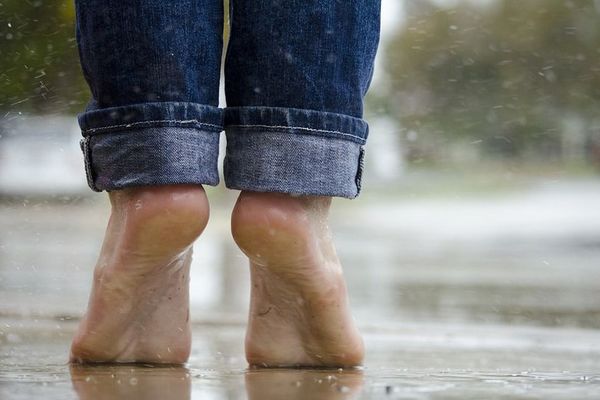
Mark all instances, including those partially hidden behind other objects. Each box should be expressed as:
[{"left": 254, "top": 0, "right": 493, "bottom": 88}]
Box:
[{"left": 1, "top": 180, "right": 600, "bottom": 398}]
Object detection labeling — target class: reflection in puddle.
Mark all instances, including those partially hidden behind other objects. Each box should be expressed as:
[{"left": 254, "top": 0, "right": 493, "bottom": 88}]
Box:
[
  {"left": 69, "top": 364, "right": 364, "bottom": 400},
  {"left": 245, "top": 368, "right": 363, "bottom": 400},
  {"left": 70, "top": 364, "right": 191, "bottom": 400}
]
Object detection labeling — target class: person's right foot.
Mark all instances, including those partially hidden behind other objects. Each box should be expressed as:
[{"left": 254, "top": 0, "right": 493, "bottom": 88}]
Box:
[
  {"left": 231, "top": 191, "right": 364, "bottom": 368},
  {"left": 70, "top": 185, "right": 209, "bottom": 364}
]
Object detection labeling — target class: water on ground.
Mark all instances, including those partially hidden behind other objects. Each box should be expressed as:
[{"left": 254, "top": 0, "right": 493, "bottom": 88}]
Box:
[{"left": 1, "top": 178, "right": 599, "bottom": 399}]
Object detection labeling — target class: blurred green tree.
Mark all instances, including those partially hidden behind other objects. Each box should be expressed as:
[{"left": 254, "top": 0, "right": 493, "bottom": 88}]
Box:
[
  {"left": 385, "top": 0, "right": 600, "bottom": 163},
  {"left": 0, "top": 0, "right": 89, "bottom": 114},
  {"left": 0, "top": 0, "right": 232, "bottom": 116}
]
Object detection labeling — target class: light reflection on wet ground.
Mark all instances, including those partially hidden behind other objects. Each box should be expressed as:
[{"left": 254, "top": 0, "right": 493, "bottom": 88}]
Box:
[
  {"left": 1, "top": 180, "right": 600, "bottom": 398},
  {"left": 2, "top": 320, "right": 599, "bottom": 399}
]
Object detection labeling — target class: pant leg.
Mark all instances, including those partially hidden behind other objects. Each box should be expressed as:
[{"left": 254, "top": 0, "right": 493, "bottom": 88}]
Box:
[
  {"left": 224, "top": 0, "right": 381, "bottom": 198},
  {"left": 75, "top": 0, "right": 224, "bottom": 192}
]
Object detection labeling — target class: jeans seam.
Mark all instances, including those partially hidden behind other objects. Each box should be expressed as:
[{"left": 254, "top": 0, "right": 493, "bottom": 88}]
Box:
[
  {"left": 226, "top": 124, "right": 365, "bottom": 143},
  {"left": 82, "top": 119, "right": 223, "bottom": 135},
  {"left": 79, "top": 137, "right": 101, "bottom": 192},
  {"left": 355, "top": 146, "right": 365, "bottom": 197}
]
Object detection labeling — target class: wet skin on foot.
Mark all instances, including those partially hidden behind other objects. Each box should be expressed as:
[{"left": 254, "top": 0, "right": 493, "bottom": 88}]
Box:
[
  {"left": 70, "top": 185, "right": 209, "bottom": 364},
  {"left": 231, "top": 191, "right": 364, "bottom": 368},
  {"left": 70, "top": 187, "right": 363, "bottom": 368}
]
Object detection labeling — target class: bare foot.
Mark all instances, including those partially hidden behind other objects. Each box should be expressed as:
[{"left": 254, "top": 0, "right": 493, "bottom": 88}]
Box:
[
  {"left": 70, "top": 185, "right": 209, "bottom": 364},
  {"left": 231, "top": 191, "right": 364, "bottom": 368}
]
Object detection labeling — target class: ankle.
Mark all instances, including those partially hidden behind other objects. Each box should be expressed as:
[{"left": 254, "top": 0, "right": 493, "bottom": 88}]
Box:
[
  {"left": 108, "top": 184, "right": 210, "bottom": 255},
  {"left": 230, "top": 191, "right": 334, "bottom": 266}
]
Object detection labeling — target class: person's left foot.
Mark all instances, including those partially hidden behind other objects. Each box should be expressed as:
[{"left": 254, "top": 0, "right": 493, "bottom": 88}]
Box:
[{"left": 70, "top": 185, "right": 209, "bottom": 364}]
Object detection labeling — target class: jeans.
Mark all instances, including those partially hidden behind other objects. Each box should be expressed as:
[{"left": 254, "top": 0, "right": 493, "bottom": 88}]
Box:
[{"left": 74, "top": 0, "right": 381, "bottom": 198}]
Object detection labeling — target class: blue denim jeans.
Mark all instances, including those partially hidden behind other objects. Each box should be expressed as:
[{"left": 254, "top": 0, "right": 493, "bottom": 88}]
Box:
[{"left": 74, "top": 0, "right": 381, "bottom": 198}]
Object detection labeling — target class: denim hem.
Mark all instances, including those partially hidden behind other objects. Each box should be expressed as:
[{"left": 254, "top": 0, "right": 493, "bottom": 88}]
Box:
[
  {"left": 224, "top": 128, "right": 365, "bottom": 199},
  {"left": 224, "top": 106, "right": 369, "bottom": 145},
  {"left": 81, "top": 126, "right": 220, "bottom": 192},
  {"left": 78, "top": 101, "right": 224, "bottom": 136}
]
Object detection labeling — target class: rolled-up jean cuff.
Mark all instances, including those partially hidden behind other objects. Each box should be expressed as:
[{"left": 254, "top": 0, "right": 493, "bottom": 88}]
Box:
[
  {"left": 223, "top": 107, "right": 368, "bottom": 199},
  {"left": 80, "top": 126, "right": 221, "bottom": 192},
  {"left": 77, "top": 101, "right": 223, "bottom": 192}
]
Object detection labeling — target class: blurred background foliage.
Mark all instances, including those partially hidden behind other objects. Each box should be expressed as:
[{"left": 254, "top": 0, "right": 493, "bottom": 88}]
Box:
[
  {"left": 0, "top": 0, "right": 87, "bottom": 113},
  {"left": 1, "top": 0, "right": 600, "bottom": 169},
  {"left": 379, "top": 0, "right": 600, "bottom": 167},
  {"left": 0, "top": 0, "right": 230, "bottom": 114}
]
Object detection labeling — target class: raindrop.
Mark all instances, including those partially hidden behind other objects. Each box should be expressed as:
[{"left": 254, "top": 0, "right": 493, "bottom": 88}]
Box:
[{"left": 6, "top": 333, "right": 21, "bottom": 343}]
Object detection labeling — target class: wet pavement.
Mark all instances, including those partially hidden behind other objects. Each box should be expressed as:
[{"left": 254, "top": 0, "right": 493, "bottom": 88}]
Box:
[
  {"left": 1, "top": 178, "right": 600, "bottom": 399},
  {"left": 2, "top": 318, "right": 600, "bottom": 399}
]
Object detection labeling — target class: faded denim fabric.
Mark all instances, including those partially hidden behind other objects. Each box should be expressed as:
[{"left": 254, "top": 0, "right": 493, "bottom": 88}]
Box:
[{"left": 74, "top": 0, "right": 381, "bottom": 198}]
